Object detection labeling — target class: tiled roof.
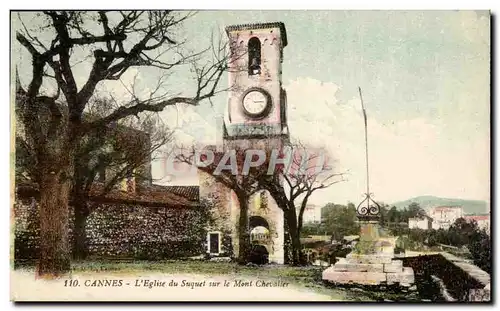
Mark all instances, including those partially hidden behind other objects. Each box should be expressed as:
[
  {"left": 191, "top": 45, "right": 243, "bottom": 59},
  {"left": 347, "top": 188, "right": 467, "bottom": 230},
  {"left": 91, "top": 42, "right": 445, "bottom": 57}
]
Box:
[
  {"left": 464, "top": 215, "right": 490, "bottom": 221},
  {"left": 92, "top": 184, "right": 199, "bottom": 207},
  {"left": 149, "top": 184, "right": 199, "bottom": 202},
  {"left": 15, "top": 182, "right": 200, "bottom": 208}
]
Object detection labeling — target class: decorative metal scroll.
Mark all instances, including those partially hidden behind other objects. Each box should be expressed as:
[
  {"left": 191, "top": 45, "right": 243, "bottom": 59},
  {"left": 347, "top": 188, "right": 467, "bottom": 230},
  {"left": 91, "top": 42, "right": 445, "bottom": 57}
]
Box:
[{"left": 356, "top": 193, "right": 381, "bottom": 221}]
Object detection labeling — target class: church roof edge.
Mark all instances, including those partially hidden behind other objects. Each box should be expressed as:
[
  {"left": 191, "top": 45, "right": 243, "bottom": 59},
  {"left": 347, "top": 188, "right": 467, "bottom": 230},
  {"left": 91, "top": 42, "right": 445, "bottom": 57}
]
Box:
[{"left": 225, "top": 22, "right": 287, "bottom": 47}]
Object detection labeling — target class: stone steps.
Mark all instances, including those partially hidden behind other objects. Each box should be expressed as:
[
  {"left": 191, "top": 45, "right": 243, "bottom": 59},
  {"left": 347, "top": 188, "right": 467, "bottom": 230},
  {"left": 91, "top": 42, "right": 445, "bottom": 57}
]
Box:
[{"left": 322, "top": 255, "right": 415, "bottom": 287}]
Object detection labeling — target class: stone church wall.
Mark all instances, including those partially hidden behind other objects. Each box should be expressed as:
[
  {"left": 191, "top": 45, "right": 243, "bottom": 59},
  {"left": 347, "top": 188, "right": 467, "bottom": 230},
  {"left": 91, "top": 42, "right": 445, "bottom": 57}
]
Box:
[{"left": 13, "top": 196, "right": 211, "bottom": 263}]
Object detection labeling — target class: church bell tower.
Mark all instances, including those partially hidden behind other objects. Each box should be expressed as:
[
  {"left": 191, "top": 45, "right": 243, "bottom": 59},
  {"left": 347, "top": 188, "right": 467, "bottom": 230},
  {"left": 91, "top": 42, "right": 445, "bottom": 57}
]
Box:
[
  {"left": 220, "top": 22, "right": 289, "bottom": 264},
  {"left": 224, "top": 22, "right": 289, "bottom": 140}
]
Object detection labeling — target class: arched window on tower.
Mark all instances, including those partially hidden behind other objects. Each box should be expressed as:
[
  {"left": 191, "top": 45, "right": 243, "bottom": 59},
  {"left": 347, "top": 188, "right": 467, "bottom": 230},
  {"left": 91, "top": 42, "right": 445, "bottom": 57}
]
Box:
[{"left": 248, "top": 37, "right": 261, "bottom": 75}]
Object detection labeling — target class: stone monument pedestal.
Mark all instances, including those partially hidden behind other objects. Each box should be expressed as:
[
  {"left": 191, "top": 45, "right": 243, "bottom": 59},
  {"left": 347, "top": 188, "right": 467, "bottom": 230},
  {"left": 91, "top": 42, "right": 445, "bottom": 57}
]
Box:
[
  {"left": 322, "top": 253, "right": 415, "bottom": 286},
  {"left": 322, "top": 221, "right": 415, "bottom": 287}
]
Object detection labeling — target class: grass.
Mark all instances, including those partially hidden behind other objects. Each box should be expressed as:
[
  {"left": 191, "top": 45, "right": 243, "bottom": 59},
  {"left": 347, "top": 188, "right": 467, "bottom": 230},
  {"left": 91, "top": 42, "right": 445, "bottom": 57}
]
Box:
[
  {"left": 15, "top": 260, "right": 376, "bottom": 301},
  {"left": 72, "top": 260, "right": 316, "bottom": 276}
]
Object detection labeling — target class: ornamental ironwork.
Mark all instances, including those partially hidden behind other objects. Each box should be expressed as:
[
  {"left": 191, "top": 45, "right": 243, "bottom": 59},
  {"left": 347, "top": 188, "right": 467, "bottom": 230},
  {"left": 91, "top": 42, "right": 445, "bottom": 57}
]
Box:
[{"left": 356, "top": 193, "right": 381, "bottom": 221}]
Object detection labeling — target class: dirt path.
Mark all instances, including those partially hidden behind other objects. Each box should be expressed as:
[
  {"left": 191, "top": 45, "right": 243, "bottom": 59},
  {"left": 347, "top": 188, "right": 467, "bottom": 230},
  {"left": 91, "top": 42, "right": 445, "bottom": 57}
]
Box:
[{"left": 11, "top": 270, "right": 339, "bottom": 302}]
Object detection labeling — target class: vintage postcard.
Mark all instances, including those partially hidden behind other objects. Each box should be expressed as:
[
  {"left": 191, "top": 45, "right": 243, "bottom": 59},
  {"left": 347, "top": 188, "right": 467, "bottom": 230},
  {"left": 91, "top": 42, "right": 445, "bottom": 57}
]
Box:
[{"left": 10, "top": 10, "right": 491, "bottom": 302}]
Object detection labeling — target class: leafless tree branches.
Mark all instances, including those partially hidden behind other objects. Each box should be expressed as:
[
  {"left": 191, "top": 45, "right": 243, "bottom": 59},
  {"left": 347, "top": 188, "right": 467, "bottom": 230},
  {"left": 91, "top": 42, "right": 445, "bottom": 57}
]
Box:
[
  {"left": 14, "top": 10, "right": 232, "bottom": 275},
  {"left": 16, "top": 11, "right": 231, "bottom": 142}
]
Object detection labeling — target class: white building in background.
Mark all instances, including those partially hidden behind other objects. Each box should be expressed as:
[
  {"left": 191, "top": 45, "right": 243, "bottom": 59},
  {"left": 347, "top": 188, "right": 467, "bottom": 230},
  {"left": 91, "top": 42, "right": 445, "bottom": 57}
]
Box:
[
  {"left": 408, "top": 216, "right": 433, "bottom": 230},
  {"left": 463, "top": 215, "right": 490, "bottom": 234},
  {"left": 429, "top": 206, "right": 464, "bottom": 230},
  {"left": 301, "top": 204, "right": 322, "bottom": 224}
]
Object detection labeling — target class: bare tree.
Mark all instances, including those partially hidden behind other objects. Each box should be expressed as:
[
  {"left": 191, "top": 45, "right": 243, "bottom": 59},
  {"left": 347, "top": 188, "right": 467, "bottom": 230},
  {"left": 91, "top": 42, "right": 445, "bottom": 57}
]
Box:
[
  {"left": 176, "top": 140, "right": 346, "bottom": 266},
  {"left": 16, "top": 94, "right": 174, "bottom": 260},
  {"left": 73, "top": 94, "right": 175, "bottom": 260},
  {"left": 261, "top": 142, "right": 347, "bottom": 265},
  {"left": 176, "top": 144, "right": 273, "bottom": 264},
  {"left": 14, "top": 10, "right": 229, "bottom": 276}
]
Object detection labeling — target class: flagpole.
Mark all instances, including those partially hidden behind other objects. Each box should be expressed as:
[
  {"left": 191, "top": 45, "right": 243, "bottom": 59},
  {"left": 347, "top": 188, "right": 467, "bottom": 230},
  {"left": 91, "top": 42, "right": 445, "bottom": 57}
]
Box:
[{"left": 358, "top": 87, "right": 370, "bottom": 211}]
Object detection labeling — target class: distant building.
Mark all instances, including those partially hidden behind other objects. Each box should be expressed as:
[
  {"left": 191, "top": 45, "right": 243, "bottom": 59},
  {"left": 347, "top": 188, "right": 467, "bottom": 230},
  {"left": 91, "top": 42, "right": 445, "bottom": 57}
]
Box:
[
  {"left": 301, "top": 204, "right": 322, "bottom": 224},
  {"left": 464, "top": 214, "right": 490, "bottom": 234},
  {"left": 408, "top": 216, "right": 433, "bottom": 230},
  {"left": 429, "top": 206, "right": 464, "bottom": 230}
]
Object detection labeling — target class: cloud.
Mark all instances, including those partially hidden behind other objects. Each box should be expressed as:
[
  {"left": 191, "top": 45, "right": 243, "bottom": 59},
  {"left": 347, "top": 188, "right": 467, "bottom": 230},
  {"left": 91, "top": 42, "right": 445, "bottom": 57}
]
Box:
[{"left": 284, "top": 77, "right": 489, "bottom": 205}]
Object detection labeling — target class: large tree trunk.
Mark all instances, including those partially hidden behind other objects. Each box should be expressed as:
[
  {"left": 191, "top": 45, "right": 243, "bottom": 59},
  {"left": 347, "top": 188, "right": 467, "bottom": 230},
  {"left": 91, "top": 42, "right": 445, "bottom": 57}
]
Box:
[
  {"left": 285, "top": 207, "right": 302, "bottom": 266},
  {"left": 263, "top": 185, "right": 302, "bottom": 266},
  {"left": 236, "top": 191, "right": 250, "bottom": 264},
  {"left": 72, "top": 202, "right": 89, "bottom": 260},
  {"left": 37, "top": 170, "right": 71, "bottom": 277},
  {"left": 283, "top": 215, "right": 292, "bottom": 265}
]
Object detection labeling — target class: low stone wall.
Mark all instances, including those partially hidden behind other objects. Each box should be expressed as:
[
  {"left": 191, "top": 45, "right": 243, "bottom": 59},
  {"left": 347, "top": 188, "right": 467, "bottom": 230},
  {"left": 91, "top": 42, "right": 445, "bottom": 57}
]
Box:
[
  {"left": 402, "top": 252, "right": 490, "bottom": 301},
  {"left": 13, "top": 196, "right": 212, "bottom": 262}
]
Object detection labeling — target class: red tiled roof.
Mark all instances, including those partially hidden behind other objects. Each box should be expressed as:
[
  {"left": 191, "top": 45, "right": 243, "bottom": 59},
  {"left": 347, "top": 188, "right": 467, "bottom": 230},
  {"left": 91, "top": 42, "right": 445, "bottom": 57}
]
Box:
[
  {"left": 16, "top": 182, "right": 200, "bottom": 208},
  {"left": 91, "top": 184, "right": 198, "bottom": 207},
  {"left": 149, "top": 184, "right": 199, "bottom": 201},
  {"left": 464, "top": 215, "right": 489, "bottom": 221}
]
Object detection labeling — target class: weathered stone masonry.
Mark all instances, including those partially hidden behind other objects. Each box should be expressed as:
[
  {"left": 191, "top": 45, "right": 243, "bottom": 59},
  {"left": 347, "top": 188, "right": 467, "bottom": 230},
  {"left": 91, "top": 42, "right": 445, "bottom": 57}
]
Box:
[{"left": 13, "top": 185, "right": 226, "bottom": 263}]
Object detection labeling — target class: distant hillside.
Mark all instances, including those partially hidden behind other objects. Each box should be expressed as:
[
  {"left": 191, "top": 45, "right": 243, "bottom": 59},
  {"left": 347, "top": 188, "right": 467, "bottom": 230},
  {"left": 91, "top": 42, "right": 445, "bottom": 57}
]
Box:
[{"left": 391, "top": 196, "right": 489, "bottom": 215}]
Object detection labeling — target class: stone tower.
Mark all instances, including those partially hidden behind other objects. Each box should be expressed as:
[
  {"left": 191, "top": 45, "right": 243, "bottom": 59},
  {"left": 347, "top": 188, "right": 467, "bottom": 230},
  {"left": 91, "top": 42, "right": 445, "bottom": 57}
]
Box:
[
  {"left": 221, "top": 22, "right": 289, "bottom": 264},
  {"left": 223, "top": 22, "right": 289, "bottom": 140}
]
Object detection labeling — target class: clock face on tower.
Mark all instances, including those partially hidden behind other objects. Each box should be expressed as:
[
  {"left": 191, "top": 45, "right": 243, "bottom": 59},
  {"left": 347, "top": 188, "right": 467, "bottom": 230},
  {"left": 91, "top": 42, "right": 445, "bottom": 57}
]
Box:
[{"left": 242, "top": 88, "right": 272, "bottom": 118}]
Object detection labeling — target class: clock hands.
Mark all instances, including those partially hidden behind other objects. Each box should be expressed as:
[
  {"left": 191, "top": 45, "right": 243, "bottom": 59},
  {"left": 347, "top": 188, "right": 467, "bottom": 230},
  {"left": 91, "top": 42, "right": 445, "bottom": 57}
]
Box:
[{"left": 242, "top": 89, "right": 270, "bottom": 118}]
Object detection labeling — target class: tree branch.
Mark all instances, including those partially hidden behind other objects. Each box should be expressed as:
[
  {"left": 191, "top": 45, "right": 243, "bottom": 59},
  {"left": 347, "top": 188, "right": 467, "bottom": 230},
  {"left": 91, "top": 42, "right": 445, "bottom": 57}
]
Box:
[
  {"left": 16, "top": 32, "right": 41, "bottom": 57},
  {"left": 45, "top": 11, "right": 79, "bottom": 108}
]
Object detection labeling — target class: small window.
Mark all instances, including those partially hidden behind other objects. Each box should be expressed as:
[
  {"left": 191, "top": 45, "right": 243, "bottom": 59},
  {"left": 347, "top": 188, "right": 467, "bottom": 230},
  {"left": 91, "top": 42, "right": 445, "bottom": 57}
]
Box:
[
  {"left": 260, "top": 191, "right": 268, "bottom": 209},
  {"left": 207, "top": 232, "right": 221, "bottom": 254},
  {"left": 248, "top": 37, "right": 261, "bottom": 75}
]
